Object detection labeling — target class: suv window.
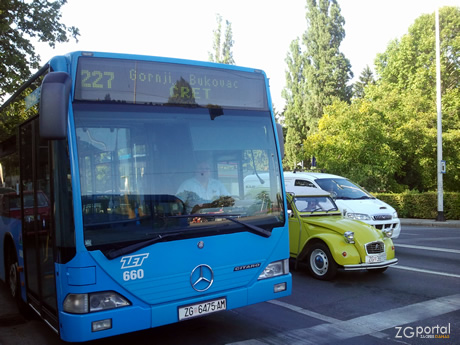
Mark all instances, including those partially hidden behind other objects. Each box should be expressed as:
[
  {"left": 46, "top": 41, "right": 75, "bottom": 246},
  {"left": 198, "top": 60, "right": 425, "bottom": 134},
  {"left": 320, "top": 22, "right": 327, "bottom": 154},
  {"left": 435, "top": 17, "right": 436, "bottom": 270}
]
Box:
[{"left": 294, "top": 179, "right": 316, "bottom": 188}]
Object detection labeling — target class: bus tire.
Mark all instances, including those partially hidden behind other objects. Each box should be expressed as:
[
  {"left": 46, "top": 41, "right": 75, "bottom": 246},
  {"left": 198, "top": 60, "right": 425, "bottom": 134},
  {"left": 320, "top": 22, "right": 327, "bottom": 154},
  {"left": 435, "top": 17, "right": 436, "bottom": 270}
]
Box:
[{"left": 6, "top": 247, "right": 29, "bottom": 315}]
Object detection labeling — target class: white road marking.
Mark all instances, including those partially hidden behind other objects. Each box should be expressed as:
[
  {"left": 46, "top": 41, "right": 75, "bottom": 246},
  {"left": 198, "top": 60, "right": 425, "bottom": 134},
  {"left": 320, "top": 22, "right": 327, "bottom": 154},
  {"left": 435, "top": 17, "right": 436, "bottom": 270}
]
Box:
[
  {"left": 267, "top": 299, "right": 340, "bottom": 324},
  {"left": 268, "top": 299, "right": 388, "bottom": 339},
  {"left": 396, "top": 243, "right": 460, "bottom": 254},
  {"left": 227, "top": 294, "right": 460, "bottom": 345},
  {"left": 391, "top": 265, "right": 460, "bottom": 278}
]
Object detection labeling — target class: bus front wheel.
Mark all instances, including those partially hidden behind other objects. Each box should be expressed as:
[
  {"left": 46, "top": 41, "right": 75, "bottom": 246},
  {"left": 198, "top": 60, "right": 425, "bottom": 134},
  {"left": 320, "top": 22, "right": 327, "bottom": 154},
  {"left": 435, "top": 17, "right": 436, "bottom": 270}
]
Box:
[
  {"left": 6, "top": 248, "right": 20, "bottom": 300},
  {"left": 5, "top": 248, "right": 29, "bottom": 315}
]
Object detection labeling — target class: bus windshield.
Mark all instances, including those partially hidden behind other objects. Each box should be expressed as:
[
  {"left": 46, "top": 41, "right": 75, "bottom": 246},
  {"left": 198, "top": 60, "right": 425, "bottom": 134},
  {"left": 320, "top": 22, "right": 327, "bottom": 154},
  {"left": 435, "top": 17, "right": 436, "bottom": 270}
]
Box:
[{"left": 74, "top": 103, "right": 284, "bottom": 251}]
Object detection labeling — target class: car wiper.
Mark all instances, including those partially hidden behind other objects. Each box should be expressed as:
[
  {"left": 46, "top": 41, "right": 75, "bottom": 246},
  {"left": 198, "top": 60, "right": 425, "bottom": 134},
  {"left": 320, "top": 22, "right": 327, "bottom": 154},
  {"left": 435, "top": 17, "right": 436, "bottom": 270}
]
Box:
[
  {"left": 356, "top": 195, "right": 374, "bottom": 199},
  {"left": 105, "top": 233, "right": 178, "bottom": 259}
]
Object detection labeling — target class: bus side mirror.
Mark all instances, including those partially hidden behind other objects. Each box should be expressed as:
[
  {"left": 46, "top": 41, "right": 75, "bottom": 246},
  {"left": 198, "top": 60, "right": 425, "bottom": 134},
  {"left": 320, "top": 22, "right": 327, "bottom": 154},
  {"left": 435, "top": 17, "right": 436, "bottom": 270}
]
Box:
[
  {"left": 39, "top": 72, "right": 71, "bottom": 140},
  {"left": 276, "top": 123, "right": 284, "bottom": 160}
]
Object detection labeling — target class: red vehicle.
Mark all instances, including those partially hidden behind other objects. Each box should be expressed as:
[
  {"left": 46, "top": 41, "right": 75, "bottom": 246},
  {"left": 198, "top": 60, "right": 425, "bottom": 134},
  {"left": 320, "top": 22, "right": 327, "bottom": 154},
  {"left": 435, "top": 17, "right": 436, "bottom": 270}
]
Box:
[{"left": 0, "top": 191, "right": 50, "bottom": 228}]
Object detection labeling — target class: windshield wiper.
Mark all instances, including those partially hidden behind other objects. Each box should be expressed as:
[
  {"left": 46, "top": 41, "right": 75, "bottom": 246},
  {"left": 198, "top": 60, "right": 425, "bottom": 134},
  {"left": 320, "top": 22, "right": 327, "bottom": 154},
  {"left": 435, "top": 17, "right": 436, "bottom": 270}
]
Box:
[
  {"left": 223, "top": 216, "right": 271, "bottom": 238},
  {"left": 105, "top": 215, "right": 272, "bottom": 259},
  {"left": 105, "top": 233, "right": 178, "bottom": 259},
  {"left": 171, "top": 214, "right": 272, "bottom": 238},
  {"left": 356, "top": 195, "right": 374, "bottom": 199}
]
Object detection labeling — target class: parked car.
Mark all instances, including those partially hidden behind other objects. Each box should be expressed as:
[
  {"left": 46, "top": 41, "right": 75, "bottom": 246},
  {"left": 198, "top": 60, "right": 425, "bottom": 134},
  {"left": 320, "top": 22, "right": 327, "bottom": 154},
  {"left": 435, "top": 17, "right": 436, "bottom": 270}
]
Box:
[
  {"left": 284, "top": 172, "right": 401, "bottom": 239},
  {"left": 286, "top": 186, "right": 398, "bottom": 280}
]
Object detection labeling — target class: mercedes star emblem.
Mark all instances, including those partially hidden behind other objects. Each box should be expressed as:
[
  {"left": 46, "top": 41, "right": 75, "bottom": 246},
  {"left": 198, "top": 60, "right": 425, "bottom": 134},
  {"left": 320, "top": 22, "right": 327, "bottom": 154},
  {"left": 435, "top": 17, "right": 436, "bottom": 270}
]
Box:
[{"left": 190, "top": 264, "right": 214, "bottom": 292}]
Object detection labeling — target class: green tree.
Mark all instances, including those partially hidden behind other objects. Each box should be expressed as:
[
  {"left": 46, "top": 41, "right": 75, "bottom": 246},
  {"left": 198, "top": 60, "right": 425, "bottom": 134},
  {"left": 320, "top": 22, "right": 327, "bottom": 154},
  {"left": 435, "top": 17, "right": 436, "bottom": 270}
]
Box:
[
  {"left": 0, "top": 0, "right": 79, "bottom": 100},
  {"left": 282, "top": 38, "right": 307, "bottom": 169},
  {"left": 0, "top": 95, "right": 36, "bottom": 141},
  {"left": 208, "top": 14, "right": 234, "bottom": 65},
  {"left": 283, "top": 0, "right": 352, "bottom": 170},
  {"left": 306, "top": 6, "right": 460, "bottom": 193},
  {"left": 303, "top": 0, "right": 353, "bottom": 127},
  {"left": 374, "top": 6, "right": 460, "bottom": 192},
  {"left": 353, "top": 65, "right": 375, "bottom": 98}
]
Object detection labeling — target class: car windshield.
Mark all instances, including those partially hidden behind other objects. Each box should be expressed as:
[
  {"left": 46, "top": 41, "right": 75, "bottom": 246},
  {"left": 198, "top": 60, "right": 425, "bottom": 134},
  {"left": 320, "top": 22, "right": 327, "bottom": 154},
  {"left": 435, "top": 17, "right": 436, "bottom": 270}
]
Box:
[
  {"left": 73, "top": 103, "right": 284, "bottom": 250},
  {"left": 292, "top": 196, "right": 338, "bottom": 213},
  {"left": 315, "top": 178, "right": 374, "bottom": 200}
]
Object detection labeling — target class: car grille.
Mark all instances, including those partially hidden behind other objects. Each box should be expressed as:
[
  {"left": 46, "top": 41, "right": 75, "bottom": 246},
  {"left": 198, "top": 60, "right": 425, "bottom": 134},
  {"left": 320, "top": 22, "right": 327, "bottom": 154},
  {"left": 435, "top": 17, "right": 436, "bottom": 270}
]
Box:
[
  {"left": 366, "top": 241, "right": 385, "bottom": 254},
  {"left": 373, "top": 214, "right": 392, "bottom": 221},
  {"left": 375, "top": 223, "right": 398, "bottom": 230}
]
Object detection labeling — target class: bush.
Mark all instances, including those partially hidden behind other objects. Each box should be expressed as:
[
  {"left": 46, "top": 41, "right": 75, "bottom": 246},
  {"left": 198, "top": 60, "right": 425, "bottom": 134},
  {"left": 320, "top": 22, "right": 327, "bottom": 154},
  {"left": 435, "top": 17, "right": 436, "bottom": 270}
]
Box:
[{"left": 375, "top": 192, "right": 460, "bottom": 220}]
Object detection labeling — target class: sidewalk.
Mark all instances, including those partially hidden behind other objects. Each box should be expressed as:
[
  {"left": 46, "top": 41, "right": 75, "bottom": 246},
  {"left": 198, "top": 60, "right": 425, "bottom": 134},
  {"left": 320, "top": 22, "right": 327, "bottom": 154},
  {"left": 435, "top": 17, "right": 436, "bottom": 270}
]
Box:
[{"left": 400, "top": 218, "right": 460, "bottom": 228}]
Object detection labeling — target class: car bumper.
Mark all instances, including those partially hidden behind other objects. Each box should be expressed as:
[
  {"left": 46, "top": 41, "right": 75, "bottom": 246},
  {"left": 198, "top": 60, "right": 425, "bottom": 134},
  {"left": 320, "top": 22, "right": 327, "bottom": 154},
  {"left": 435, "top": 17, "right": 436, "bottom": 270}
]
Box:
[{"left": 342, "top": 258, "right": 398, "bottom": 271}]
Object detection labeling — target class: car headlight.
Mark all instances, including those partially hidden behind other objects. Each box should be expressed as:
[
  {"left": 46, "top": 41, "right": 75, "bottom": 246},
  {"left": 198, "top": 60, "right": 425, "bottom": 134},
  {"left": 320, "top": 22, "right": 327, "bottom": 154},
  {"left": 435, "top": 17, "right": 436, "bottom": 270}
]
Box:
[
  {"left": 258, "top": 259, "right": 289, "bottom": 280},
  {"left": 392, "top": 211, "right": 398, "bottom": 219},
  {"left": 346, "top": 213, "right": 371, "bottom": 221},
  {"left": 382, "top": 229, "right": 393, "bottom": 238},
  {"left": 344, "top": 231, "right": 355, "bottom": 244},
  {"left": 63, "top": 291, "right": 131, "bottom": 314}
]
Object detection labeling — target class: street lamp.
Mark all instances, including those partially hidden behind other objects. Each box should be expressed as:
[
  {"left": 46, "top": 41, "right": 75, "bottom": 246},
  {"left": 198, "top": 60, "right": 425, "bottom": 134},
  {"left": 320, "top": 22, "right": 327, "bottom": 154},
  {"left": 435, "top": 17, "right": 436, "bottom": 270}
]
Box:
[{"left": 435, "top": 7, "right": 445, "bottom": 222}]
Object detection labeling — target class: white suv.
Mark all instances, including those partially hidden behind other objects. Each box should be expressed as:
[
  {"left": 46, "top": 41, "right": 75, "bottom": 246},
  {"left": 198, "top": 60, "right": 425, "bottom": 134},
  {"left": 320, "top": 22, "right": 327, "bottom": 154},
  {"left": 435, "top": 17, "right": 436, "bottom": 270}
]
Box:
[{"left": 283, "top": 172, "right": 401, "bottom": 238}]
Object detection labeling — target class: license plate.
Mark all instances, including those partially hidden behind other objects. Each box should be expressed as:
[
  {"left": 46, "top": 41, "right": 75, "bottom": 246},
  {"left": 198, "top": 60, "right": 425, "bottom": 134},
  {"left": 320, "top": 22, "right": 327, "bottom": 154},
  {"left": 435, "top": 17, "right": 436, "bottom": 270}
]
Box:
[
  {"left": 178, "top": 298, "right": 226, "bottom": 321},
  {"left": 366, "top": 252, "right": 386, "bottom": 264}
]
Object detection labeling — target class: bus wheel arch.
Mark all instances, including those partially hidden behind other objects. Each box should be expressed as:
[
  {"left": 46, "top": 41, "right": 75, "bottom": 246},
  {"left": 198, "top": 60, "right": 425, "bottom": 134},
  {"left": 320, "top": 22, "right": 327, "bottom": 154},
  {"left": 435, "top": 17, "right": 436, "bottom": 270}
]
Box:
[
  {"left": 4, "top": 237, "right": 20, "bottom": 300},
  {"left": 4, "top": 237, "right": 29, "bottom": 314}
]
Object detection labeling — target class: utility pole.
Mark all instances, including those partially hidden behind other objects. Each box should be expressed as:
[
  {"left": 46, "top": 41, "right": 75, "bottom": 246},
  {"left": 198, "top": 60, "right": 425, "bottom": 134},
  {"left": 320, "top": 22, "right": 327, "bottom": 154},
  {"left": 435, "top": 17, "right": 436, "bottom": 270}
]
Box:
[{"left": 435, "top": 8, "right": 445, "bottom": 222}]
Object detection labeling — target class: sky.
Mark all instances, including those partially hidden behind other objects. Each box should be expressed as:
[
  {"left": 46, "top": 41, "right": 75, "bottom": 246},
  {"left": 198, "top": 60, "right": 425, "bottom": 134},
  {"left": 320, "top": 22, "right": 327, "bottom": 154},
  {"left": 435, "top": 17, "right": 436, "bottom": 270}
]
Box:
[{"left": 33, "top": 0, "right": 459, "bottom": 111}]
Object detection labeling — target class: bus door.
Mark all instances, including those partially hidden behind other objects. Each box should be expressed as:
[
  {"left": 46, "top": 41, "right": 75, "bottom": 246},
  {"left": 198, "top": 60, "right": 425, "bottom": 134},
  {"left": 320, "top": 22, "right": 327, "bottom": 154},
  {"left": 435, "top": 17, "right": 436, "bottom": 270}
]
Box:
[{"left": 20, "top": 118, "right": 58, "bottom": 330}]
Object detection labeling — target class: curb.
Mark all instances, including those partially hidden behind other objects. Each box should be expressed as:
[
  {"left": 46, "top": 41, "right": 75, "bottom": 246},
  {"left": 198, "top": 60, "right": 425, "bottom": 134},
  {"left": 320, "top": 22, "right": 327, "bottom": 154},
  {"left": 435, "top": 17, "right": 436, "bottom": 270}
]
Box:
[{"left": 400, "top": 218, "right": 460, "bottom": 228}]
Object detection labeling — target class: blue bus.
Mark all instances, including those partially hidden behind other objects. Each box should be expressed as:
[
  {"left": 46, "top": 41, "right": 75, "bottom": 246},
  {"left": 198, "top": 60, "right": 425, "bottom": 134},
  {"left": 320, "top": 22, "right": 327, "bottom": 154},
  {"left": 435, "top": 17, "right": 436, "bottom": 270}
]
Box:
[{"left": 0, "top": 51, "right": 291, "bottom": 342}]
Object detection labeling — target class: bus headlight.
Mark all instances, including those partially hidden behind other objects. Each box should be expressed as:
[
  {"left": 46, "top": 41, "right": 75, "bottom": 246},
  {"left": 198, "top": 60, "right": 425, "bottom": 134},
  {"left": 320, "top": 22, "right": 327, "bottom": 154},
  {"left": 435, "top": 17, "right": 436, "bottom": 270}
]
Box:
[
  {"left": 258, "top": 259, "right": 289, "bottom": 280},
  {"left": 63, "top": 291, "right": 131, "bottom": 314}
]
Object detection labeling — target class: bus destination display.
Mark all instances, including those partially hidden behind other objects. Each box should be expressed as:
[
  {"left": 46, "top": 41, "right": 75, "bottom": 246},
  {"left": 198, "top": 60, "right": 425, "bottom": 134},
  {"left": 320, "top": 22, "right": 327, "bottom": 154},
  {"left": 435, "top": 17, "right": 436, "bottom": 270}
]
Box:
[{"left": 75, "top": 57, "right": 268, "bottom": 110}]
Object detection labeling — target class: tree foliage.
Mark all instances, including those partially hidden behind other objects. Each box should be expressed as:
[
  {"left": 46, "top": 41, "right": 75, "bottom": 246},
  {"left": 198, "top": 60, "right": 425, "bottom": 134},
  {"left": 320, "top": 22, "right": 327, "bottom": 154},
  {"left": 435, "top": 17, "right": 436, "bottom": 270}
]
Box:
[
  {"left": 283, "top": 0, "right": 352, "bottom": 170},
  {"left": 0, "top": 0, "right": 79, "bottom": 100},
  {"left": 282, "top": 38, "right": 307, "bottom": 169},
  {"left": 305, "top": 6, "right": 460, "bottom": 193},
  {"left": 353, "top": 65, "right": 375, "bottom": 99},
  {"left": 208, "top": 14, "right": 235, "bottom": 65}
]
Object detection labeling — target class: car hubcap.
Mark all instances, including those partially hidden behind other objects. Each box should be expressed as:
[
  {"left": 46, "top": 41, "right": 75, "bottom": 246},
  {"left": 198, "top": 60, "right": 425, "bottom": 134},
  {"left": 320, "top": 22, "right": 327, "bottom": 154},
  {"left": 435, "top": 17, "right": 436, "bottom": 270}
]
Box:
[{"left": 310, "top": 249, "right": 329, "bottom": 276}]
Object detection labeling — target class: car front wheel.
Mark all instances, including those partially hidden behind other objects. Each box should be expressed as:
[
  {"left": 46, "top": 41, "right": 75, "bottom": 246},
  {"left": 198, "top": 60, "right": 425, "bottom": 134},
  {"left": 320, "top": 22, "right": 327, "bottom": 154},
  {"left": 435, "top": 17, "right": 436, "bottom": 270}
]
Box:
[{"left": 307, "top": 243, "right": 338, "bottom": 280}]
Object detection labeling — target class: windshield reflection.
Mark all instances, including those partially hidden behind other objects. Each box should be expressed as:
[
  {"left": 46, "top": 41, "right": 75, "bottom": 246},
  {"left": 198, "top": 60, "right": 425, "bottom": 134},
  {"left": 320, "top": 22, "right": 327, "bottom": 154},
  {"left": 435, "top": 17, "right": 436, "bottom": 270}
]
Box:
[{"left": 74, "top": 104, "right": 284, "bottom": 249}]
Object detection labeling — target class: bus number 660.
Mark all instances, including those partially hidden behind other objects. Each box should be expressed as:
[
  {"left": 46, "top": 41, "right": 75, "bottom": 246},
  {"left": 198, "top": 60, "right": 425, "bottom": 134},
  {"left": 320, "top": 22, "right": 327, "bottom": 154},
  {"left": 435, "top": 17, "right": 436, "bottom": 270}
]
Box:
[{"left": 123, "top": 269, "right": 144, "bottom": 281}]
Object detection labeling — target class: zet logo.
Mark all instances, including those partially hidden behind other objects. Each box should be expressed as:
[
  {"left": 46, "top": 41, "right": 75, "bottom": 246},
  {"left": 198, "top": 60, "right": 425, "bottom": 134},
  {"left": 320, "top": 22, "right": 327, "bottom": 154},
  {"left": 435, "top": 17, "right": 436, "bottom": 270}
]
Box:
[{"left": 120, "top": 253, "right": 149, "bottom": 269}]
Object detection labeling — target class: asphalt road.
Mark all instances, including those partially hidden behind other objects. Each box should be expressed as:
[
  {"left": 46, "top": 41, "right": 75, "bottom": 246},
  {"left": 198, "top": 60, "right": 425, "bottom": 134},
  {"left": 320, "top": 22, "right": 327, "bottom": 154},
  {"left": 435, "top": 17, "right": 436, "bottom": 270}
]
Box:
[{"left": 1, "top": 224, "right": 459, "bottom": 345}]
